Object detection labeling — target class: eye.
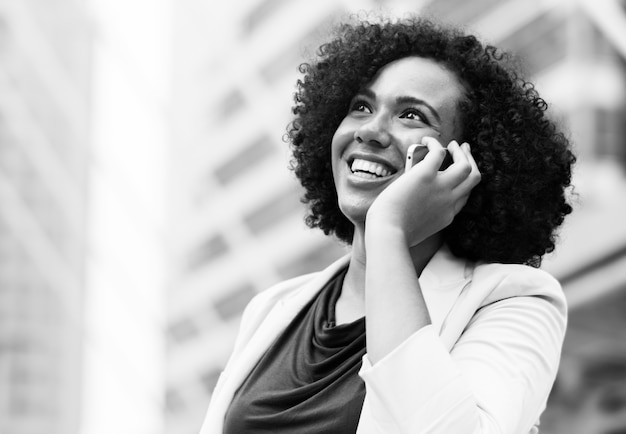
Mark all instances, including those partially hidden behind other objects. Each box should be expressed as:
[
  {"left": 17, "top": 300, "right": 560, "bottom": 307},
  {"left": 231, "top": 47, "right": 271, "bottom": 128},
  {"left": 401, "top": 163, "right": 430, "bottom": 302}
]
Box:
[
  {"left": 401, "top": 108, "right": 427, "bottom": 123},
  {"left": 350, "top": 100, "right": 372, "bottom": 114}
]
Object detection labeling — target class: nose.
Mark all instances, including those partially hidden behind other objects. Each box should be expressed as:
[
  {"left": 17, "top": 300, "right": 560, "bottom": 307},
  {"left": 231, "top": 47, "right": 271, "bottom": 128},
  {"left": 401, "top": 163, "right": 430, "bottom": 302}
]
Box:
[{"left": 354, "top": 114, "right": 392, "bottom": 148}]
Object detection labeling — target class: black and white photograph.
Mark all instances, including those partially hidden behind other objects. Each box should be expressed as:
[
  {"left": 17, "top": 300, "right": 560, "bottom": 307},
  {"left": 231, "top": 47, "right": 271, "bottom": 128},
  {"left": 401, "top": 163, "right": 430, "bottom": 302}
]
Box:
[{"left": 0, "top": 0, "right": 625, "bottom": 433}]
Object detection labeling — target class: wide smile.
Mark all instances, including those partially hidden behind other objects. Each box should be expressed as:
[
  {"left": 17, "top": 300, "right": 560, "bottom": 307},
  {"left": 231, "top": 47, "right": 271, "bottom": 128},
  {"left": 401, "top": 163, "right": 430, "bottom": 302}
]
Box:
[{"left": 347, "top": 157, "right": 397, "bottom": 181}]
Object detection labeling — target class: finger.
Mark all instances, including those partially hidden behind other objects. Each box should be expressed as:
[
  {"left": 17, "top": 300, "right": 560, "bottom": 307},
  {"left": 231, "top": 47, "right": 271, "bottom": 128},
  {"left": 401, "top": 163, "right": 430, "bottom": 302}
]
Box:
[
  {"left": 453, "top": 193, "right": 470, "bottom": 214},
  {"left": 447, "top": 140, "right": 466, "bottom": 163},
  {"left": 451, "top": 143, "right": 481, "bottom": 198},
  {"left": 441, "top": 140, "right": 472, "bottom": 186},
  {"left": 460, "top": 142, "right": 482, "bottom": 188},
  {"left": 419, "top": 136, "right": 447, "bottom": 172},
  {"left": 464, "top": 142, "right": 481, "bottom": 174}
]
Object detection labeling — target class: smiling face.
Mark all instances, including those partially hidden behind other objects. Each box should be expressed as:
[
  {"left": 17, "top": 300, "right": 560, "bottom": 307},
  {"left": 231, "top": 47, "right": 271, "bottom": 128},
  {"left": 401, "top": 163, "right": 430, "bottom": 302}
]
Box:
[{"left": 331, "top": 56, "right": 466, "bottom": 227}]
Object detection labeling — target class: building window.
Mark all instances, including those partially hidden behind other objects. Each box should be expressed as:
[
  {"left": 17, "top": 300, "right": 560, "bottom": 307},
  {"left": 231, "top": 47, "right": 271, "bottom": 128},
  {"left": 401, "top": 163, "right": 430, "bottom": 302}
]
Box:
[
  {"left": 594, "top": 107, "right": 626, "bottom": 166},
  {"left": 188, "top": 234, "right": 229, "bottom": 271},
  {"left": 213, "top": 135, "right": 276, "bottom": 186},
  {"left": 0, "top": 16, "right": 8, "bottom": 53},
  {"left": 499, "top": 11, "right": 567, "bottom": 76},
  {"left": 167, "top": 318, "right": 199, "bottom": 344},
  {"left": 259, "top": 46, "right": 301, "bottom": 85},
  {"left": 213, "top": 282, "right": 256, "bottom": 322},
  {"left": 243, "top": 188, "right": 300, "bottom": 235},
  {"left": 215, "top": 89, "right": 245, "bottom": 122},
  {"left": 258, "top": 18, "right": 333, "bottom": 85},
  {"left": 200, "top": 368, "right": 222, "bottom": 395},
  {"left": 165, "top": 388, "right": 185, "bottom": 413},
  {"left": 241, "top": 0, "right": 291, "bottom": 36},
  {"left": 423, "top": 0, "right": 501, "bottom": 25}
]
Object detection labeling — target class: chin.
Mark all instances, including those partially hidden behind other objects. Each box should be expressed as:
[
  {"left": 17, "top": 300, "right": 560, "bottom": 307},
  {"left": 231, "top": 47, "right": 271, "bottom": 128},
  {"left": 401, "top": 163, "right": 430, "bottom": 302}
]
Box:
[{"left": 338, "top": 199, "right": 371, "bottom": 228}]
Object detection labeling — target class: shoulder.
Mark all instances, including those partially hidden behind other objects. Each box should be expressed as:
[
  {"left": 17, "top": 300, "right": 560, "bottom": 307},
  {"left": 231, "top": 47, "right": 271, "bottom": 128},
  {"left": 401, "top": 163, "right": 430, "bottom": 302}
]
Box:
[
  {"left": 223, "top": 272, "right": 320, "bottom": 359},
  {"left": 239, "top": 253, "right": 351, "bottom": 330},
  {"left": 240, "top": 272, "right": 318, "bottom": 323},
  {"left": 471, "top": 262, "right": 566, "bottom": 314}
]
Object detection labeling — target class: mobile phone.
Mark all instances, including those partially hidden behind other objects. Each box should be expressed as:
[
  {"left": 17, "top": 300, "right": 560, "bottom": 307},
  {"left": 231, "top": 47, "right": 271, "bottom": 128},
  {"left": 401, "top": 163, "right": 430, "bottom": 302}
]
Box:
[
  {"left": 405, "top": 143, "right": 453, "bottom": 172},
  {"left": 405, "top": 144, "right": 429, "bottom": 172}
]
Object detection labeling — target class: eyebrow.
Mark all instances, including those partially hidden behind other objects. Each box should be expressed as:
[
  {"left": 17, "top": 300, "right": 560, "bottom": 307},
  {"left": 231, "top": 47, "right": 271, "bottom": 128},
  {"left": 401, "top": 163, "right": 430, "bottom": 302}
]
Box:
[{"left": 357, "top": 88, "right": 441, "bottom": 123}]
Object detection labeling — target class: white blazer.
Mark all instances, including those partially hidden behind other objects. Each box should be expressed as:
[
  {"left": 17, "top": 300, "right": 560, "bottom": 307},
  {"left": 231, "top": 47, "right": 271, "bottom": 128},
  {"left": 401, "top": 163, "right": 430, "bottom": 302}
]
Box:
[{"left": 200, "top": 246, "right": 567, "bottom": 434}]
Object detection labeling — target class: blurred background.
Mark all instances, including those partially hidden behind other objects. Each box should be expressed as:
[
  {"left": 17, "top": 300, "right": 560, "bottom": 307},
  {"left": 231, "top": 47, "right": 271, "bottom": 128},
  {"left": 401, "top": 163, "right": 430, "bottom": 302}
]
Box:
[{"left": 0, "top": 0, "right": 625, "bottom": 433}]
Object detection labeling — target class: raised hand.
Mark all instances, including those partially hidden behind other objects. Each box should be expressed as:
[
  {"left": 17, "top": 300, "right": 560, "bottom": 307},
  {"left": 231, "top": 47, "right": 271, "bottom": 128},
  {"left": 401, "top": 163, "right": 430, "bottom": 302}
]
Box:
[{"left": 365, "top": 137, "right": 481, "bottom": 248}]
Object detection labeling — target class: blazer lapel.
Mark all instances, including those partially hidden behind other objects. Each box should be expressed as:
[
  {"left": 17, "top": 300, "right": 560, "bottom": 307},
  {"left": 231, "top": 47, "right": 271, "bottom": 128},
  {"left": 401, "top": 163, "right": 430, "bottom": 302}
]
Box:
[{"left": 419, "top": 245, "right": 473, "bottom": 349}]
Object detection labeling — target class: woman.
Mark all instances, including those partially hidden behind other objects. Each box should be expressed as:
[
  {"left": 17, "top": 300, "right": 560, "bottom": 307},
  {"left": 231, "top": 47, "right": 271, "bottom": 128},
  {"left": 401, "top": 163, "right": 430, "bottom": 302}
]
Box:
[{"left": 201, "top": 16, "right": 575, "bottom": 433}]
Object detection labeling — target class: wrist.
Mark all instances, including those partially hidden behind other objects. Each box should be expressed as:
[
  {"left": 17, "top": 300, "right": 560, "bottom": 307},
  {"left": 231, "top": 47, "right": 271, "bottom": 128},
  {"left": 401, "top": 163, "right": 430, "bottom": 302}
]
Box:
[{"left": 364, "top": 214, "right": 410, "bottom": 249}]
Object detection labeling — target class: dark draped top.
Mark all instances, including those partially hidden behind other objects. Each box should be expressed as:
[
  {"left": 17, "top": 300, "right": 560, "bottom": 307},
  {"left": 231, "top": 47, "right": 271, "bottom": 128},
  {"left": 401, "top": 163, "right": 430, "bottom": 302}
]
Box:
[{"left": 223, "top": 268, "right": 367, "bottom": 433}]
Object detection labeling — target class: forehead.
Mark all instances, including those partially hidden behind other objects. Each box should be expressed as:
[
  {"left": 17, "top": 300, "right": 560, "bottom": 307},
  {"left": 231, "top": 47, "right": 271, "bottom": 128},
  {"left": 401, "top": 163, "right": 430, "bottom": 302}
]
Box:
[{"left": 366, "top": 56, "right": 465, "bottom": 109}]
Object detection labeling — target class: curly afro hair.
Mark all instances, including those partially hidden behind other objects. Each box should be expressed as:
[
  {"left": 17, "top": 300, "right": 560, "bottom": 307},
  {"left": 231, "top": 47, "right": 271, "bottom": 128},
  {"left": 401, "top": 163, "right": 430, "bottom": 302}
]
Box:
[{"left": 287, "top": 16, "right": 575, "bottom": 267}]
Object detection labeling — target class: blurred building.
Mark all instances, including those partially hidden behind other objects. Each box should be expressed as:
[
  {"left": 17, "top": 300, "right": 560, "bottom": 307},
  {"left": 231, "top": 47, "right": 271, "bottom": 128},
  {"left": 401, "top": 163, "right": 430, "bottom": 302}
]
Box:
[
  {"left": 0, "top": 1, "right": 92, "bottom": 434},
  {"left": 78, "top": 1, "right": 170, "bottom": 433},
  {"left": 167, "top": 0, "right": 626, "bottom": 433}
]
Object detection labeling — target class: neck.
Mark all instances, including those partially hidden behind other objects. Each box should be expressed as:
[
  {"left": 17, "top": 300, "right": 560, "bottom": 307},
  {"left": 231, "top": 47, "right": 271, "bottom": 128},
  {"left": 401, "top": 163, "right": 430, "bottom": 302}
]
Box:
[{"left": 342, "top": 222, "right": 443, "bottom": 302}]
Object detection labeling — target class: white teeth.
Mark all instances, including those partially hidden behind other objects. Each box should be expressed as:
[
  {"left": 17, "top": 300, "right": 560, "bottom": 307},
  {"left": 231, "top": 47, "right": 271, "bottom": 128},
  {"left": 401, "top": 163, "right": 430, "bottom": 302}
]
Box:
[
  {"left": 353, "top": 171, "right": 377, "bottom": 179},
  {"left": 350, "top": 159, "right": 392, "bottom": 177}
]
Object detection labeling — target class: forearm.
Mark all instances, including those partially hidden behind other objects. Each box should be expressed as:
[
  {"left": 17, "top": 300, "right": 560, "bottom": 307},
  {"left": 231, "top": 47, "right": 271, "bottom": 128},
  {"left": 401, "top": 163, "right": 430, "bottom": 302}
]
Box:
[
  {"left": 359, "top": 327, "right": 479, "bottom": 434},
  {"left": 364, "top": 222, "right": 432, "bottom": 364},
  {"left": 358, "top": 277, "right": 566, "bottom": 434}
]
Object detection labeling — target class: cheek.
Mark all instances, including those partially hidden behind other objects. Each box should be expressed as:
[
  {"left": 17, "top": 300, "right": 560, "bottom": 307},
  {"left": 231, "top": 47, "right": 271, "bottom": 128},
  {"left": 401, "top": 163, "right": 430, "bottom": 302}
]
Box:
[
  {"left": 330, "top": 123, "right": 352, "bottom": 160},
  {"left": 330, "top": 135, "right": 342, "bottom": 182}
]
